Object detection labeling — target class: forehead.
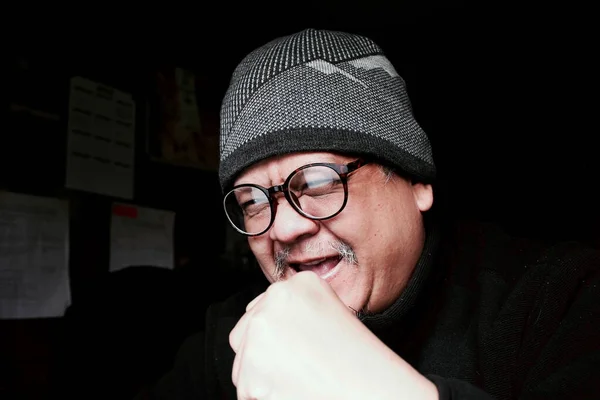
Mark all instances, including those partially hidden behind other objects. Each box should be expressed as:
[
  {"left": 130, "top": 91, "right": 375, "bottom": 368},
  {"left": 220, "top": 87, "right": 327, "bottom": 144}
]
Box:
[{"left": 234, "top": 152, "right": 355, "bottom": 186}]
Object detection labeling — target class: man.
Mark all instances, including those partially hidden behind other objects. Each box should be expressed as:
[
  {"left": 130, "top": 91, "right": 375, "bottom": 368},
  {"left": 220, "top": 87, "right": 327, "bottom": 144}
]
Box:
[{"left": 144, "top": 29, "right": 599, "bottom": 399}]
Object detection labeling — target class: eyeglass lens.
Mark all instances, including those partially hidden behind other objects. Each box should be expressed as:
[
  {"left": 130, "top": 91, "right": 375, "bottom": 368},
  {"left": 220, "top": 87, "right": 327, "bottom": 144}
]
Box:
[{"left": 224, "top": 165, "right": 345, "bottom": 235}]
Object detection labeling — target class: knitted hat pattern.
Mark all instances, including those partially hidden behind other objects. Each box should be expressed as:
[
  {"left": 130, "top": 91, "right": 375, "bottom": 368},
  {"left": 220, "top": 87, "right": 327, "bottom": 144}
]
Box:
[{"left": 219, "top": 28, "right": 435, "bottom": 190}]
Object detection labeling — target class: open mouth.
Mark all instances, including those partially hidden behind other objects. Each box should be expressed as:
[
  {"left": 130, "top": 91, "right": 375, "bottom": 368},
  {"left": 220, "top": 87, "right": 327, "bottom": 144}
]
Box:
[{"left": 289, "top": 256, "right": 342, "bottom": 278}]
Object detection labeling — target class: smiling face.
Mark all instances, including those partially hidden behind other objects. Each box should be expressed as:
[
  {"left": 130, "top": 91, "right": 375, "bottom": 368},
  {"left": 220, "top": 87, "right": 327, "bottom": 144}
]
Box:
[{"left": 231, "top": 152, "right": 434, "bottom": 314}]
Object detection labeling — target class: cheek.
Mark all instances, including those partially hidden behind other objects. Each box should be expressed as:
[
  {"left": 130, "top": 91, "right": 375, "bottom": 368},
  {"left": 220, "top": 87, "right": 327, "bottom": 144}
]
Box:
[
  {"left": 248, "top": 237, "right": 272, "bottom": 263},
  {"left": 324, "top": 197, "right": 382, "bottom": 262},
  {"left": 247, "top": 238, "right": 276, "bottom": 278},
  {"left": 336, "top": 189, "right": 413, "bottom": 262},
  {"left": 341, "top": 193, "right": 389, "bottom": 241}
]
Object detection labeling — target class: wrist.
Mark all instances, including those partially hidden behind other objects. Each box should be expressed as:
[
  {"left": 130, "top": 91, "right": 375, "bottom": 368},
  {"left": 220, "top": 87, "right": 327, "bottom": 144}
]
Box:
[
  {"left": 385, "top": 359, "right": 439, "bottom": 400},
  {"left": 350, "top": 344, "right": 439, "bottom": 400}
]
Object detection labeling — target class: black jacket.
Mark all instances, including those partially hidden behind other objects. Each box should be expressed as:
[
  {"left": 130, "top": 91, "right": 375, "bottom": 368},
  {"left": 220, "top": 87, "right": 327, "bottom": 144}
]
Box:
[{"left": 144, "top": 221, "right": 600, "bottom": 399}]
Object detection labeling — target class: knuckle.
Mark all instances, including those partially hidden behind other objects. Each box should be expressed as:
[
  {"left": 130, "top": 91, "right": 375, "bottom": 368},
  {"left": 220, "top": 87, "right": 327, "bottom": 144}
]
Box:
[
  {"left": 295, "top": 270, "right": 322, "bottom": 285},
  {"left": 228, "top": 327, "right": 238, "bottom": 350},
  {"left": 247, "top": 311, "right": 270, "bottom": 334},
  {"left": 266, "top": 280, "right": 289, "bottom": 300}
]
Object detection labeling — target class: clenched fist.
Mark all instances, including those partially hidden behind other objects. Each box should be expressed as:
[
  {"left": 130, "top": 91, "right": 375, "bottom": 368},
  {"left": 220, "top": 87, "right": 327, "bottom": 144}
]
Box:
[{"left": 229, "top": 271, "right": 438, "bottom": 400}]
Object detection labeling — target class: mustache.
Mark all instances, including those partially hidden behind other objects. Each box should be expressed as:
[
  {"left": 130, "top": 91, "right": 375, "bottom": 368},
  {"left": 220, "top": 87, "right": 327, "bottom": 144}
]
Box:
[{"left": 272, "top": 240, "right": 357, "bottom": 281}]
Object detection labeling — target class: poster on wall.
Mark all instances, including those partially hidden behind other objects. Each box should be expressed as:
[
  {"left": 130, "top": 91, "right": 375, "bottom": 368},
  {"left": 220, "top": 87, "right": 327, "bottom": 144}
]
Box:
[
  {"left": 0, "top": 191, "right": 70, "bottom": 319},
  {"left": 146, "top": 67, "right": 219, "bottom": 171},
  {"left": 66, "top": 76, "right": 136, "bottom": 199},
  {"left": 109, "top": 202, "right": 175, "bottom": 272}
]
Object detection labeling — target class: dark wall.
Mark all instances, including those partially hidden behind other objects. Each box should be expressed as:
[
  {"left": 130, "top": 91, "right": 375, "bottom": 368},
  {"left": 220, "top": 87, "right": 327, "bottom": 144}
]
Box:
[{"left": 3, "top": 36, "right": 262, "bottom": 399}]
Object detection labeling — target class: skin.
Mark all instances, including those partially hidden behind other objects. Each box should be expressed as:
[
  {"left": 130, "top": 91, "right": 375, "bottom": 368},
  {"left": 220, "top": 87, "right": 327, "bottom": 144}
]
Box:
[
  {"left": 229, "top": 151, "right": 438, "bottom": 399},
  {"left": 230, "top": 271, "right": 439, "bottom": 400},
  {"left": 233, "top": 151, "right": 434, "bottom": 314}
]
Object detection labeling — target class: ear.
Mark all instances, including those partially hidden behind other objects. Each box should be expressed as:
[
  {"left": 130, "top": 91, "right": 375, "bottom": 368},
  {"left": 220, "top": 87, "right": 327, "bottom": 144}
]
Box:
[{"left": 412, "top": 183, "right": 434, "bottom": 212}]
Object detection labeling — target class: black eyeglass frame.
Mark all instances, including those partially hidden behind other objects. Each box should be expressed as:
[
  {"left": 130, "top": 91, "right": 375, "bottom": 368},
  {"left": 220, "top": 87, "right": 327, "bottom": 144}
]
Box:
[{"left": 223, "top": 159, "right": 369, "bottom": 236}]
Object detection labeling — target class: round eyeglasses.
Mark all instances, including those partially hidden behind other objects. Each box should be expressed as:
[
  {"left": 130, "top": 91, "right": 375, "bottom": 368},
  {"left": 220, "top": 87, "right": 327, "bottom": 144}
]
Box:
[{"left": 223, "top": 159, "right": 368, "bottom": 236}]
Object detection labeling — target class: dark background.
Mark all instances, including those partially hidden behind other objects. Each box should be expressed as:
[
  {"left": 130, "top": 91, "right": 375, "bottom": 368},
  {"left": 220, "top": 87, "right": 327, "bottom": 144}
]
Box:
[{"left": 2, "top": 2, "right": 597, "bottom": 398}]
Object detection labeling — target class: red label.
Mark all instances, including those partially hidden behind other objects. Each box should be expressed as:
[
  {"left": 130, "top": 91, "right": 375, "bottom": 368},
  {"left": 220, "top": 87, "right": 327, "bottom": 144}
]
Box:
[{"left": 112, "top": 204, "right": 138, "bottom": 218}]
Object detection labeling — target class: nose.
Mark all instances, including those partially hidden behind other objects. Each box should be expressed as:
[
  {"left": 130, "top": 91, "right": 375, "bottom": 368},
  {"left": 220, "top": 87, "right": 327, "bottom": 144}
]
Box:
[{"left": 269, "top": 197, "right": 319, "bottom": 244}]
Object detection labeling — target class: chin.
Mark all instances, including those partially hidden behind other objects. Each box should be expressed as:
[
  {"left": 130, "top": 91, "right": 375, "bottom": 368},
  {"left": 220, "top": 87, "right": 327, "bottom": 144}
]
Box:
[{"left": 329, "top": 278, "right": 368, "bottom": 314}]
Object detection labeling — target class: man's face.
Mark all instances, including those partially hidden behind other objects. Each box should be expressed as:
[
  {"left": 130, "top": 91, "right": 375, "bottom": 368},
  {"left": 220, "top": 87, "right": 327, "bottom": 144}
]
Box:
[{"left": 233, "top": 152, "right": 433, "bottom": 314}]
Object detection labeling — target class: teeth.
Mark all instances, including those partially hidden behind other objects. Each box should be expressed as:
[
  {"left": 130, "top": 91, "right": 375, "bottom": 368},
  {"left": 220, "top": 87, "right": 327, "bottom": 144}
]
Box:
[{"left": 299, "top": 258, "right": 326, "bottom": 266}]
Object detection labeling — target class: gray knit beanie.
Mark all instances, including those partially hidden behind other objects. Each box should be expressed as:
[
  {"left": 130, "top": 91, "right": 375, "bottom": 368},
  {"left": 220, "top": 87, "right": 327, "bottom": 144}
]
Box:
[{"left": 219, "top": 28, "right": 436, "bottom": 190}]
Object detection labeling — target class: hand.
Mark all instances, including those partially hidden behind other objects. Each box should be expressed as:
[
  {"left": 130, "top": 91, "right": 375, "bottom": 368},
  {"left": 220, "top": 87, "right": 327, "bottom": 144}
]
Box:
[{"left": 229, "top": 271, "right": 438, "bottom": 400}]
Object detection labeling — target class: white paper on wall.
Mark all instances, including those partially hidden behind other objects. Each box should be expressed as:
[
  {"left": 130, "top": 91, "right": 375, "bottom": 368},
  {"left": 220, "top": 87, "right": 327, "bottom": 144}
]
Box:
[{"left": 0, "top": 191, "right": 70, "bottom": 319}]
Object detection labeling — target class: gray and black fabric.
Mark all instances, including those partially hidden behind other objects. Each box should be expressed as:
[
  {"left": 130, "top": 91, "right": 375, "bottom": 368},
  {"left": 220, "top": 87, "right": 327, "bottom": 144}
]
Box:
[{"left": 219, "top": 28, "right": 436, "bottom": 191}]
